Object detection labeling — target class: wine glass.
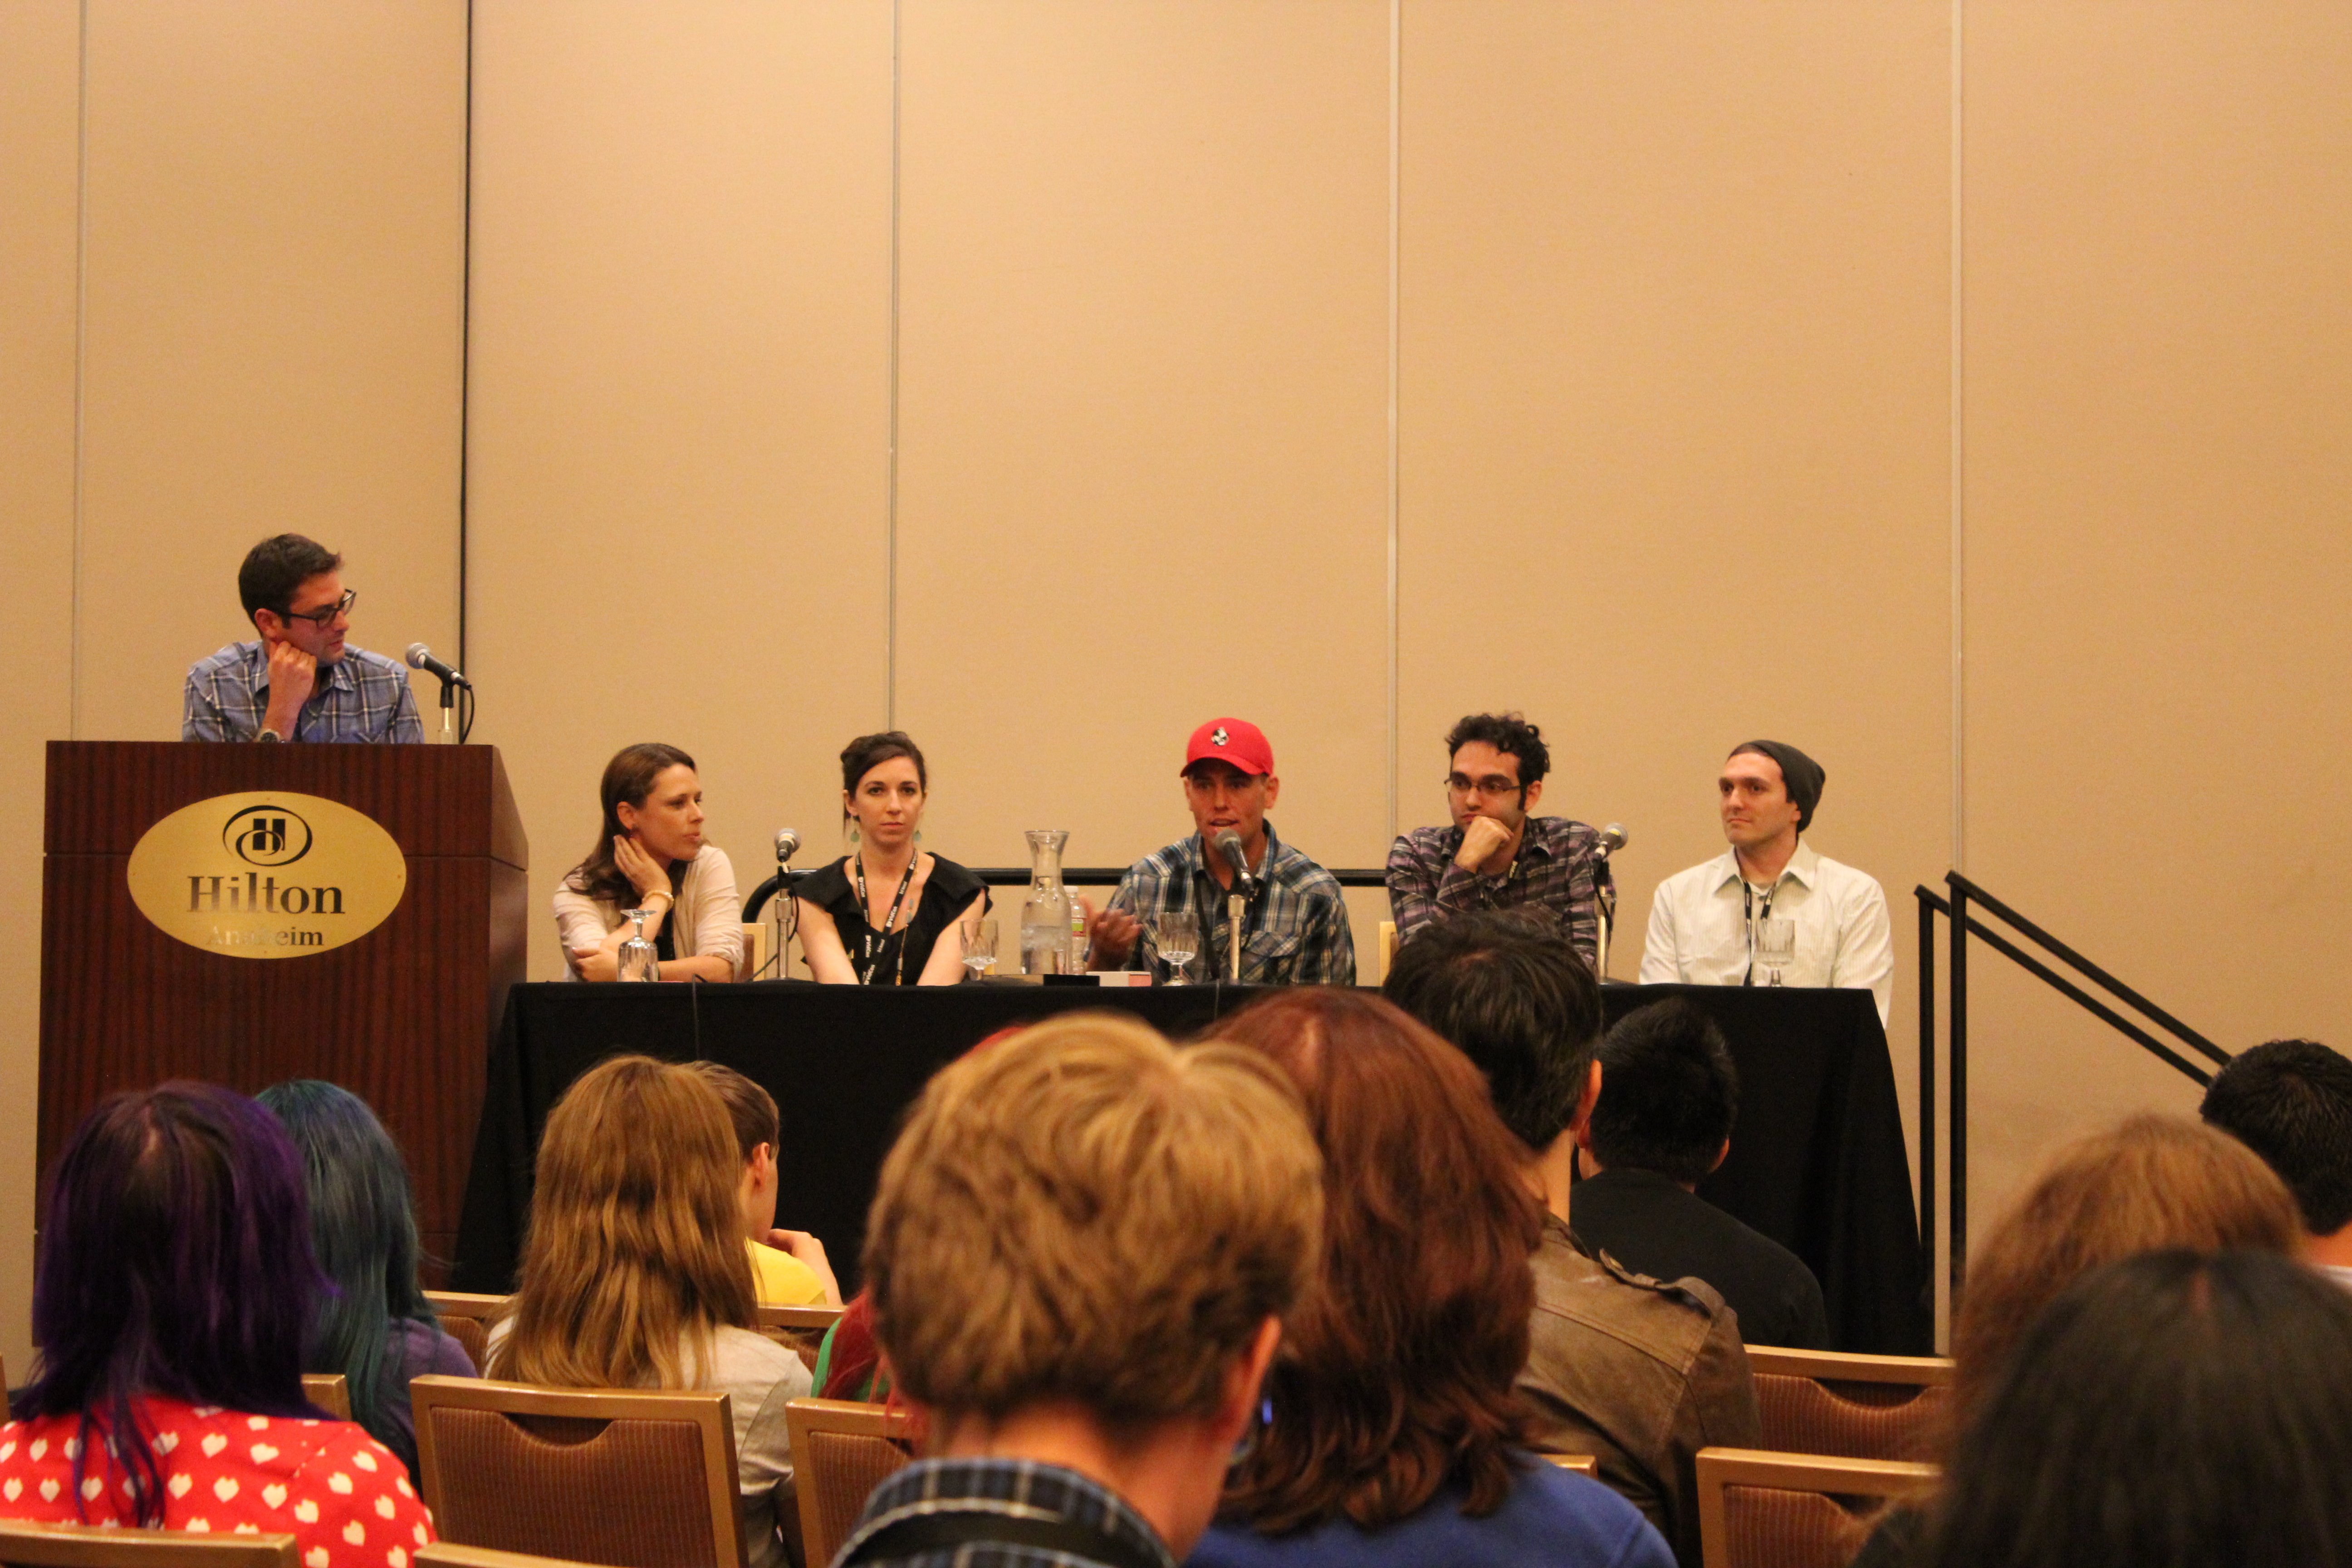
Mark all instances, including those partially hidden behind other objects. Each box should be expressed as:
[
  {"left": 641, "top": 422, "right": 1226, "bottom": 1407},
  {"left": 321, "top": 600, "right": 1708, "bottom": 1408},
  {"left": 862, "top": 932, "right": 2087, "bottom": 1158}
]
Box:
[
  {"left": 1755, "top": 918, "right": 1795, "bottom": 986},
  {"left": 960, "top": 915, "right": 998, "bottom": 980},
  {"left": 617, "top": 908, "right": 660, "bottom": 983},
  {"left": 1154, "top": 911, "right": 1200, "bottom": 986}
]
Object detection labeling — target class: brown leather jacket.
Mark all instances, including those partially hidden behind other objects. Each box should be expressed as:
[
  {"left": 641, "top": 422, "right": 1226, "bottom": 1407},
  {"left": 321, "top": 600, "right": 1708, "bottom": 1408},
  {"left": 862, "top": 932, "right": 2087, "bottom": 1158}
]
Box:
[{"left": 1519, "top": 1215, "right": 1762, "bottom": 1567}]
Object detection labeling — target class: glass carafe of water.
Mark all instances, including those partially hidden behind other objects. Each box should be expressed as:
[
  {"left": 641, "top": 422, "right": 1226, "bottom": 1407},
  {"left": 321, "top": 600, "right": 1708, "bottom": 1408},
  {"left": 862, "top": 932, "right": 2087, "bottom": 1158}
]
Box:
[
  {"left": 1020, "top": 829, "right": 1072, "bottom": 976},
  {"left": 617, "top": 907, "right": 660, "bottom": 982}
]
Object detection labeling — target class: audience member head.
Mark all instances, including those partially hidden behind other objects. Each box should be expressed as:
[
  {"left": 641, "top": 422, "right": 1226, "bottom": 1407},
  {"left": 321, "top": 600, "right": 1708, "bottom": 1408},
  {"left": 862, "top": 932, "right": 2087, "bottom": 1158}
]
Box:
[
  {"left": 1381, "top": 910, "right": 1602, "bottom": 1159},
  {"left": 682, "top": 1060, "right": 781, "bottom": 1237},
  {"left": 23, "top": 1083, "right": 328, "bottom": 1523},
  {"left": 2200, "top": 1037, "right": 2352, "bottom": 1253},
  {"left": 1214, "top": 988, "right": 1546, "bottom": 1534},
  {"left": 493, "top": 1054, "right": 756, "bottom": 1388},
  {"left": 254, "top": 1080, "right": 434, "bottom": 1453},
  {"left": 1582, "top": 999, "right": 1737, "bottom": 1187},
  {"left": 1950, "top": 1114, "right": 2298, "bottom": 1422},
  {"left": 1924, "top": 1249, "right": 2352, "bottom": 1568},
  {"left": 865, "top": 1013, "right": 1320, "bottom": 1558}
]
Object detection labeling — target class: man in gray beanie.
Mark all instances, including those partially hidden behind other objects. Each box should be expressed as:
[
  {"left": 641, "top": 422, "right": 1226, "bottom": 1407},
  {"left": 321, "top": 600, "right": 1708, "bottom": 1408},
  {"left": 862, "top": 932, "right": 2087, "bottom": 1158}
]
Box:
[{"left": 1637, "top": 741, "right": 1893, "bottom": 1025}]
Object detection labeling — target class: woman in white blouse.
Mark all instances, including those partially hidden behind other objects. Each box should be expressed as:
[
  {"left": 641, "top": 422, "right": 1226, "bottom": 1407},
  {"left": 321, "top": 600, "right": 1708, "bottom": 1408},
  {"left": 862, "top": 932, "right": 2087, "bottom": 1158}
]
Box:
[{"left": 554, "top": 742, "right": 744, "bottom": 982}]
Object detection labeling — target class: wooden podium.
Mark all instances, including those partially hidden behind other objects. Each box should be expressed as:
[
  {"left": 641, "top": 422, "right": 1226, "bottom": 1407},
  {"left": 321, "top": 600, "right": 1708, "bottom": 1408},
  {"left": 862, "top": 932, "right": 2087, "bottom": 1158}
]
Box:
[{"left": 40, "top": 741, "right": 528, "bottom": 1264}]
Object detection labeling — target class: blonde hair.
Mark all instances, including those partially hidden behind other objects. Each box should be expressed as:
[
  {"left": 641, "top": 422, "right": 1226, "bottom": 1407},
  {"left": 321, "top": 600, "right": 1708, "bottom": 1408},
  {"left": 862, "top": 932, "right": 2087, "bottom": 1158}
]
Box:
[
  {"left": 490, "top": 1055, "right": 757, "bottom": 1387},
  {"left": 865, "top": 1013, "right": 1323, "bottom": 1427},
  {"left": 1951, "top": 1114, "right": 2298, "bottom": 1421}
]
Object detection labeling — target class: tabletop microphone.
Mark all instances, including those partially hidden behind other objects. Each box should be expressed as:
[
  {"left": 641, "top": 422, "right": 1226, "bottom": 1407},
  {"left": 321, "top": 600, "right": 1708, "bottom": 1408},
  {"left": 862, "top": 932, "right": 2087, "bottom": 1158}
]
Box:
[
  {"left": 1215, "top": 829, "right": 1259, "bottom": 897},
  {"left": 774, "top": 828, "right": 801, "bottom": 865},
  {"left": 1596, "top": 823, "right": 1629, "bottom": 860},
  {"left": 403, "top": 643, "right": 472, "bottom": 689}
]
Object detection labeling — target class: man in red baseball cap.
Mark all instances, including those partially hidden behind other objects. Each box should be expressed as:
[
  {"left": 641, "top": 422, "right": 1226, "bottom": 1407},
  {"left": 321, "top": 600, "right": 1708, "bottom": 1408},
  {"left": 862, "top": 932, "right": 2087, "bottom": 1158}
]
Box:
[{"left": 1086, "top": 718, "right": 1355, "bottom": 986}]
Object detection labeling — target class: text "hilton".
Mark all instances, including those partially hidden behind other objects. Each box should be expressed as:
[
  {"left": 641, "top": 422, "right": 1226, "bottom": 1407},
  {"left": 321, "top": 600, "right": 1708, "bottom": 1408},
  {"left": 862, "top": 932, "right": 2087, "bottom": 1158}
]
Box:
[{"left": 188, "top": 873, "right": 346, "bottom": 916}]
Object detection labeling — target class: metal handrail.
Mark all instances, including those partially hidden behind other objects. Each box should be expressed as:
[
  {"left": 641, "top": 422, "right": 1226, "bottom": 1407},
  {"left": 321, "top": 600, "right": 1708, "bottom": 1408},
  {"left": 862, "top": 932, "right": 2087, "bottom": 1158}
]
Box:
[{"left": 1914, "top": 873, "right": 2230, "bottom": 1302}]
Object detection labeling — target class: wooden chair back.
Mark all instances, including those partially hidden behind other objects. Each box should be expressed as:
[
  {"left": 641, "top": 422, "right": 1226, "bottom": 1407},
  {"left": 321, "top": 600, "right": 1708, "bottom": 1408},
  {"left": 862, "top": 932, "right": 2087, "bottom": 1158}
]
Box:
[
  {"left": 301, "top": 1373, "right": 351, "bottom": 1421},
  {"left": 753, "top": 1303, "right": 842, "bottom": 1369},
  {"left": 415, "top": 1547, "right": 610, "bottom": 1568},
  {"left": 1745, "top": 1346, "right": 1955, "bottom": 1461},
  {"left": 422, "top": 1291, "right": 508, "bottom": 1374},
  {"left": 1695, "top": 1447, "right": 1938, "bottom": 1568},
  {"left": 783, "top": 1399, "right": 915, "bottom": 1568},
  {"left": 410, "top": 1375, "right": 745, "bottom": 1568},
  {"left": 0, "top": 1522, "right": 296, "bottom": 1568},
  {"left": 1377, "top": 921, "right": 1398, "bottom": 982}
]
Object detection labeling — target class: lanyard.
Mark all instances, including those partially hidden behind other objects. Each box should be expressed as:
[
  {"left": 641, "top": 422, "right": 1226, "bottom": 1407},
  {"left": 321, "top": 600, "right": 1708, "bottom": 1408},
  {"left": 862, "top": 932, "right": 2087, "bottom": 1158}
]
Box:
[{"left": 853, "top": 853, "right": 917, "bottom": 985}]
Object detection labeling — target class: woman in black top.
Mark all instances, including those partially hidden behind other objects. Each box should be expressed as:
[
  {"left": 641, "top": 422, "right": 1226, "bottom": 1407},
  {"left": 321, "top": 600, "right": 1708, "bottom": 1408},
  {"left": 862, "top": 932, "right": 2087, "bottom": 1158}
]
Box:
[{"left": 796, "top": 731, "right": 989, "bottom": 986}]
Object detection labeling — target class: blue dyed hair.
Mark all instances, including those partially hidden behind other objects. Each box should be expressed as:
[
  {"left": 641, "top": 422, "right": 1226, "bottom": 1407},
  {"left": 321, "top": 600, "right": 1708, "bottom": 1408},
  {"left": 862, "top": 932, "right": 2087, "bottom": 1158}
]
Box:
[
  {"left": 21, "top": 1083, "right": 329, "bottom": 1524},
  {"left": 255, "top": 1080, "right": 437, "bottom": 1457}
]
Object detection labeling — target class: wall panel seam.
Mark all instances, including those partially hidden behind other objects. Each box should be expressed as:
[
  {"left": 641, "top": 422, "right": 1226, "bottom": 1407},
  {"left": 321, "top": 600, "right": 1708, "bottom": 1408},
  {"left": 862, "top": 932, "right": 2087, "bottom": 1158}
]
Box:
[
  {"left": 458, "top": 0, "right": 474, "bottom": 671},
  {"left": 69, "top": 0, "right": 89, "bottom": 739},
  {"left": 1949, "top": 0, "right": 1966, "bottom": 876},
  {"left": 886, "top": 0, "right": 902, "bottom": 728},
  {"left": 1385, "top": 0, "right": 1400, "bottom": 843}
]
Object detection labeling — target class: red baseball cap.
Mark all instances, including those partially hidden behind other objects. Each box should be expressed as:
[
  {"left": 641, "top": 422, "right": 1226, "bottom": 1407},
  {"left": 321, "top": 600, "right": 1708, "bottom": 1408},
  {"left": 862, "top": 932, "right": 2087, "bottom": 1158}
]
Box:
[{"left": 1182, "top": 717, "right": 1274, "bottom": 777}]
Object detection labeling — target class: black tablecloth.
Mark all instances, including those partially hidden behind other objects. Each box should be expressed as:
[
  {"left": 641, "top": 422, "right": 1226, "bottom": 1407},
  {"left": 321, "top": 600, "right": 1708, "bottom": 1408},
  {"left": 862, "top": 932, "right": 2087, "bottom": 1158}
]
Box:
[{"left": 451, "top": 980, "right": 1927, "bottom": 1353}]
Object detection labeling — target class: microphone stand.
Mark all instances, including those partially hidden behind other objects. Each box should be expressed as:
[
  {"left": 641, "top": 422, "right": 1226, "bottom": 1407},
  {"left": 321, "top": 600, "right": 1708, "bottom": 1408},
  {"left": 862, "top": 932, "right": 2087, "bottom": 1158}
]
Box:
[
  {"left": 1229, "top": 887, "right": 1248, "bottom": 982},
  {"left": 1593, "top": 857, "right": 1619, "bottom": 978},
  {"left": 436, "top": 673, "right": 457, "bottom": 743}
]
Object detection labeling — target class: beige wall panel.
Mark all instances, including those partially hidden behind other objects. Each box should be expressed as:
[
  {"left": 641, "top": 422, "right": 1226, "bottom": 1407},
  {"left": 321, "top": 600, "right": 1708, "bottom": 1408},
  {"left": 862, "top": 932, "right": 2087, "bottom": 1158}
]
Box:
[
  {"left": 1399, "top": 5, "right": 1951, "bottom": 1096},
  {"left": 1961, "top": 2, "right": 2352, "bottom": 1229},
  {"left": 889, "top": 0, "right": 1392, "bottom": 943},
  {"left": 466, "top": 2, "right": 893, "bottom": 980},
  {"left": 0, "top": 0, "right": 84, "bottom": 1381},
  {"left": 75, "top": 0, "right": 466, "bottom": 741}
]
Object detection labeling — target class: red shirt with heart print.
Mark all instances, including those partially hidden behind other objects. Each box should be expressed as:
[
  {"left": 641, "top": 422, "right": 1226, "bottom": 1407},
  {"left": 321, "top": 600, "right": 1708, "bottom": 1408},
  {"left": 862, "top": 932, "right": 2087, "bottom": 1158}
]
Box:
[{"left": 0, "top": 1396, "right": 436, "bottom": 1568}]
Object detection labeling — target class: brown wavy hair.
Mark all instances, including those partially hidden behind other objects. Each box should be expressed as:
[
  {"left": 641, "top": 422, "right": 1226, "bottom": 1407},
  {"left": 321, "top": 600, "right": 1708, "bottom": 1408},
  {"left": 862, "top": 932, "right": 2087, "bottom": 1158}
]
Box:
[
  {"left": 1949, "top": 1114, "right": 2298, "bottom": 1426},
  {"left": 564, "top": 743, "right": 697, "bottom": 907},
  {"left": 1214, "top": 988, "right": 1544, "bottom": 1534},
  {"left": 490, "top": 1055, "right": 757, "bottom": 1388}
]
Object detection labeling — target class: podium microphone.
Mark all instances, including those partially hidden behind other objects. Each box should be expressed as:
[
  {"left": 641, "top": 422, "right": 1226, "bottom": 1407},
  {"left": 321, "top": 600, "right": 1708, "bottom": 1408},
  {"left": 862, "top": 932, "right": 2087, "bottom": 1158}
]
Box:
[
  {"left": 403, "top": 643, "right": 472, "bottom": 689},
  {"left": 774, "top": 828, "right": 800, "bottom": 866},
  {"left": 1214, "top": 829, "right": 1258, "bottom": 897},
  {"left": 1595, "top": 823, "right": 1628, "bottom": 860}
]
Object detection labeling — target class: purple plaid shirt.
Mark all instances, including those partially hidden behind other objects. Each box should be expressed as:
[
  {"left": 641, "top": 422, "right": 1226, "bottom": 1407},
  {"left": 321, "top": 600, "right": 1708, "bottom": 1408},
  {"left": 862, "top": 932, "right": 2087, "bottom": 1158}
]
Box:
[{"left": 1386, "top": 815, "right": 1611, "bottom": 965}]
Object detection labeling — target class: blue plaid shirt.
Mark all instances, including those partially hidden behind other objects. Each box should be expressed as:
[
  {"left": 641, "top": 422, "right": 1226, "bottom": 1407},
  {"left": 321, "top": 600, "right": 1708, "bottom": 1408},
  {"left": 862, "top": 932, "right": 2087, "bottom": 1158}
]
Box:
[
  {"left": 182, "top": 641, "right": 424, "bottom": 743},
  {"left": 1105, "top": 826, "right": 1356, "bottom": 986},
  {"left": 838, "top": 1455, "right": 1176, "bottom": 1568}
]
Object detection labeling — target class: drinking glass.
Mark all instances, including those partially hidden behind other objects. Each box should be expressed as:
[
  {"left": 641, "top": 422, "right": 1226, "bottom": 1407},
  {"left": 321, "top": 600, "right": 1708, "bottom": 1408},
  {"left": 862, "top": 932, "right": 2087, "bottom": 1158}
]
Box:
[
  {"left": 1755, "top": 918, "right": 1795, "bottom": 986},
  {"left": 960, "top": 915, "right": 999, "bottom": 980},
  {"left": 617, "top": 908, "right": 660, "bottom": 983},
  {"left": 1154, "top": 911, "right": 1200, "bottom": 986}
]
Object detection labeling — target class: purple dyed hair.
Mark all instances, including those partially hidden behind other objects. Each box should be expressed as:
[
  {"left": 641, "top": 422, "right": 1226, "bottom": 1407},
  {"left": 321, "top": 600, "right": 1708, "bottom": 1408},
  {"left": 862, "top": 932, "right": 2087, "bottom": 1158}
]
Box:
[{"left": 19, "top": 1083, "right": 330, "bottom": 1524}]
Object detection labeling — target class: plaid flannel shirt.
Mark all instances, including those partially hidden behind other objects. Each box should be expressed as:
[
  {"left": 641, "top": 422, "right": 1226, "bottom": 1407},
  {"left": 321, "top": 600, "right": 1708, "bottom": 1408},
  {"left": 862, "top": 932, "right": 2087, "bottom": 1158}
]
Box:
[
  {"left": 1387, "top": 815, "right": 1612, "bottom": 966},
  {"left": 839, "top": 1455, "right": 1177, "bottom": 1568},
  {"left": 1106, "top": 826, "right": 1356, "bottom": 986},
  {"left": 182, "top": 641, "right": 423, "bottom": 743}
]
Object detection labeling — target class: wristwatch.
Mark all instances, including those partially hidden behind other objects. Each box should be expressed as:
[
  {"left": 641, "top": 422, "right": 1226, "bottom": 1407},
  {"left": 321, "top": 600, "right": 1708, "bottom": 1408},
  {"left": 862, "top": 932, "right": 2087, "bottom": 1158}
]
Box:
[{"left": 252, "top": 727, "right": 285, "bottom": 742}]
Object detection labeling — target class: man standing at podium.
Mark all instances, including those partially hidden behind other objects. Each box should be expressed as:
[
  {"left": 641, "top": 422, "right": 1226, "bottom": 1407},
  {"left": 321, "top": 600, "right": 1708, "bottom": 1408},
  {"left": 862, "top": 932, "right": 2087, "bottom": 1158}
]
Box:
[
  {"left": 1639, "top": 740, "right": 1892, "bottom": 1025},
  {"left": 183, "top": 534, "right": 422, "bottom": 744}
]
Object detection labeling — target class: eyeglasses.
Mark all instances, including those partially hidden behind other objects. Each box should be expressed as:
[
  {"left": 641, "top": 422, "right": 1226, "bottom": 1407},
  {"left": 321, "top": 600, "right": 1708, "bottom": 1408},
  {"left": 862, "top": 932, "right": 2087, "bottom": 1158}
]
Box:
[
  {"left": 1445, "top": 773, "right": 1524, "bottom": 801},
  {"left": 280, "top": 589, "right": 357, "bottom": 629}
]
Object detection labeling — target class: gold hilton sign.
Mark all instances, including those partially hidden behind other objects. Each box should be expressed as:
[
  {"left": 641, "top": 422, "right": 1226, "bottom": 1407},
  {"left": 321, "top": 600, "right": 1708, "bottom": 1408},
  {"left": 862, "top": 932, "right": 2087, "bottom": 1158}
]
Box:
[{"left": 126, "top": 790, "right": 407, "bottom": 959}]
